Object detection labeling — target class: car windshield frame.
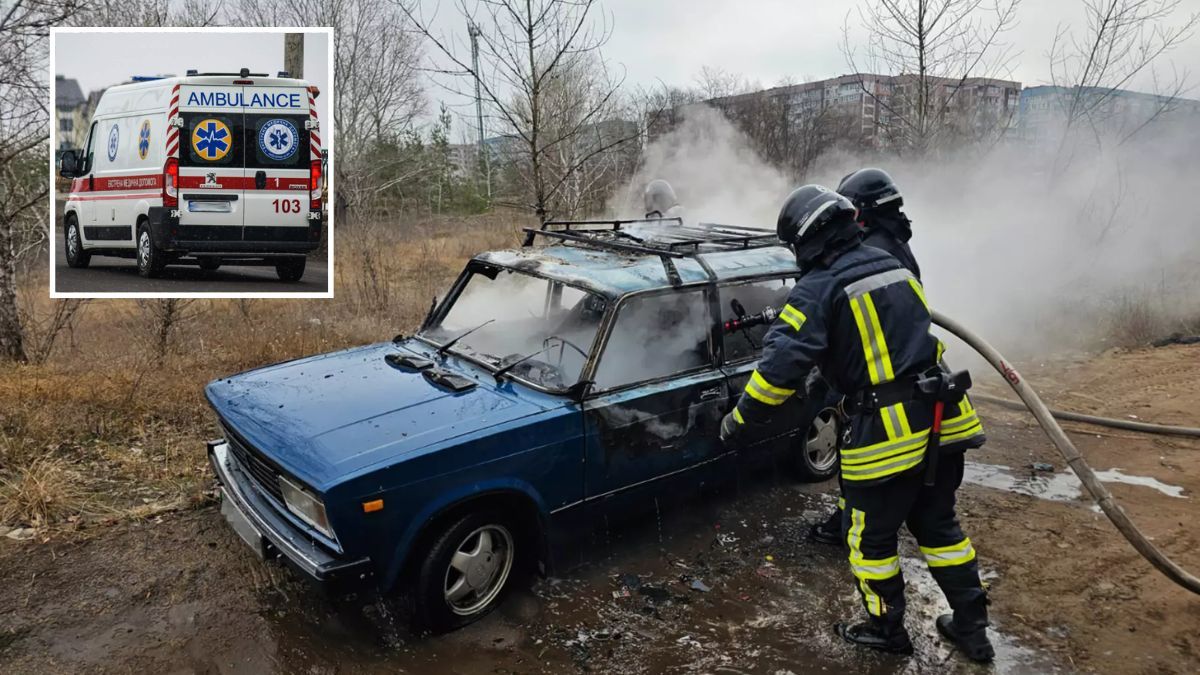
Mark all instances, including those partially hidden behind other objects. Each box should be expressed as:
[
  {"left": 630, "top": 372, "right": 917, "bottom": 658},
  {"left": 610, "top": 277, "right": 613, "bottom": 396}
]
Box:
[{"left": 416, "top": 260, "right": 609, "bottom": 395}]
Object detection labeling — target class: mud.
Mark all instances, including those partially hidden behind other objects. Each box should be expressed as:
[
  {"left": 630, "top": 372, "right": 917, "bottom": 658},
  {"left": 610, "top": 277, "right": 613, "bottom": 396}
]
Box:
[{"left": 2, "top": 345, "right": 1199, "bottom": 674}]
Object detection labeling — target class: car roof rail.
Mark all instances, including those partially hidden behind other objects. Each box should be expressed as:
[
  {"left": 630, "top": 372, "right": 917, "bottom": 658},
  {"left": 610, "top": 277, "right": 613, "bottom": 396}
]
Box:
[{"left": 521, "top": 218, "right": 781, "bottom": 287}]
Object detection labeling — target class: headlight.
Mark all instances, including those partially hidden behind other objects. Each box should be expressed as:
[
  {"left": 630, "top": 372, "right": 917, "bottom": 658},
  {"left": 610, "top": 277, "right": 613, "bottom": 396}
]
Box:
[{"left": 278, "top": 476, "right": 335, "bottom": 539}]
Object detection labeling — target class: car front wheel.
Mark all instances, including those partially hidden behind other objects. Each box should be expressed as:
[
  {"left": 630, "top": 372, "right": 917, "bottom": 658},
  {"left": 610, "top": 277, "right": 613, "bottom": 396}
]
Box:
[
  {"left": 275, "top": 257, "right": 305, "bottom": 282},
  {"left": 65, "top": 216, "right": 90, "bottom": 268},
  {"left": 413, "top": 512, "right": 518, "bottom": 633},
  {"left": 792, "top": 406, "right": 841, "bottom": 481}
]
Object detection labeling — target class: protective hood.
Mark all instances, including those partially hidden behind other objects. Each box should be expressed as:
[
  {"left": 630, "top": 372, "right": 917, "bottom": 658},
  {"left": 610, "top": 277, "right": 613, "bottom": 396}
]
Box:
[
  {"left": 205, "top": 341, "right": 553, "bottom": 489},
  {"left": 865, "top": 209, "right": 913, "bottom": 244}
]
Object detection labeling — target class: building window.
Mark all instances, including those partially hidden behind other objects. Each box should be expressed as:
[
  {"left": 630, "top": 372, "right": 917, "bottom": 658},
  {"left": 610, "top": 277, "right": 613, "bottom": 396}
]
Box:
[{"left": 60, "top": 117, "right": 73, "bottom": 132}]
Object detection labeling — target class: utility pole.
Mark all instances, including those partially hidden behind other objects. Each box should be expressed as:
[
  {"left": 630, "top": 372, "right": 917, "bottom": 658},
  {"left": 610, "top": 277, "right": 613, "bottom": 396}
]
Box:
[
  {"left": 284, "top": 33, "right": 304, "bottom": 78},
  {"left": 468, "top": 21, "right": 491, "bottom": 201}
]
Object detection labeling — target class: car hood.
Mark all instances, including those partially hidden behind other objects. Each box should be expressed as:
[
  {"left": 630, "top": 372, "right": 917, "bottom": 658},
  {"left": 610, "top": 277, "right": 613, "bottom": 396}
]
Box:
[{"left": 205, "top": 341, "right": 553, "bottom": 489}]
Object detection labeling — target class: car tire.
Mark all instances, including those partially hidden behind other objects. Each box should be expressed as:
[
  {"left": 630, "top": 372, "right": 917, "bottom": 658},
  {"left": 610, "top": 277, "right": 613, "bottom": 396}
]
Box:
[
  {"left": 198, "top": 258, "right": 221, "bottom": 272},
  {"left": 64, "top": 215, "right": 90, "bottom": 269},
  {"left": 791, "top": 406, "right": 841, "bottom": 481},
  {"left": 412, "top": 511, "right": 519, "bottom": 634},
  {"left": 275, "top": 257, "right": 305, "bottom": 282},
  {"left": 136, "top": 224, "right": 166, "bottom": 278}
]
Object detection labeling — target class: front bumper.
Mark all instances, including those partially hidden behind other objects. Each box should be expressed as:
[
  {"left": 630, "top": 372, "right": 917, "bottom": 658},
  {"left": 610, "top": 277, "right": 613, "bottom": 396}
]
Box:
[{"left": 208, "top": 440, "right": 372, "bottom": 591}]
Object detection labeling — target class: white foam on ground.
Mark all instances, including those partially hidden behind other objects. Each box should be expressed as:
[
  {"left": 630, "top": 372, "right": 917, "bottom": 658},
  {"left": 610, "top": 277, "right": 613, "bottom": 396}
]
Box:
[{"left": 963, "top": 462, "right": 1187, "bottom": 502}]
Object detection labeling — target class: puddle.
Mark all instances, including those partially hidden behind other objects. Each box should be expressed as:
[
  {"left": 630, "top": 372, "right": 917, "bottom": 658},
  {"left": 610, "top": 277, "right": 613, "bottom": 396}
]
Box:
[
  {"left": 963, "top": 462, "right": 1187, "bottom": 503},
  {"left": 900, "top": 557, "right": 1061, "bottom": 674}
]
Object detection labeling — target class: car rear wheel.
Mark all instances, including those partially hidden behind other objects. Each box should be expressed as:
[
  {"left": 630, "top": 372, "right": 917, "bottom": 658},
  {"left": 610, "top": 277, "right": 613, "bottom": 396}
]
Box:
[
  {"left": 275, "top": 257, "right": 305, "bottom": 282},
  {"left": 413, "top": 511, "right": 518, "bottom": 633},
  {"left": 792, "top": 406, "right": 840, "bottom": 481},
  {"left": 136, "top": 224, "right": 166, "bottom": 278},
  {"left": 64, "top": 216, "right": 90, "bottom": 269},
  {"left": 198, "top": 257, "right": 221, "bottom": 271}
]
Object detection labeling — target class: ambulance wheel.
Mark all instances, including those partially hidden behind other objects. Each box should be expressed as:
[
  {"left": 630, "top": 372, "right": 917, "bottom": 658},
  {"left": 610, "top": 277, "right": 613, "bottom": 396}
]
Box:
[
  {"left": 275, "top": 257, "right": 306, "bottom": 283},
  {"left": 137, "top": 224, "right": 166, "bottom": 278},
  {"left": 792, "top": 407, "right": 841, "bottom": 481},
  {"left": 198, "top": 258, "right": 221, "bottom": 272},
  {"left": 64, "top": 215, "right": 90, "bottom": 269}
]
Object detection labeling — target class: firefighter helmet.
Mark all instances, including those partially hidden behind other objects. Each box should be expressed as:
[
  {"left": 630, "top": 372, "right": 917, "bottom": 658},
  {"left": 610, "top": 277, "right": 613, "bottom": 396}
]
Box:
[
  {"left": 776, "top": 185, "right": 860, "bottom": 268},
  {"left": 644, "top": 179, "right": 679, "bottom": 218},
  {"left": 837, "top": 168, "right": 903, "bottom": 211}
]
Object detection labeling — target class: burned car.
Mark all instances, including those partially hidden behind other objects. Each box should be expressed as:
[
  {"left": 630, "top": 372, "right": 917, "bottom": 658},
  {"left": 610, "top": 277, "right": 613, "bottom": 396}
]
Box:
[{"left": 206, "top": 219, "right": 841, "bottom": 632}]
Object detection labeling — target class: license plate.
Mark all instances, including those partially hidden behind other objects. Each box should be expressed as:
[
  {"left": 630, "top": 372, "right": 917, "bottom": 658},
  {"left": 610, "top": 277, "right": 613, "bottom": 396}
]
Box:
[
  {"left": 188, "top": 201, "right": 232, "bottom": 213},
  {"left": 220, "top": 490, "right": 266, "bottom": 559}
]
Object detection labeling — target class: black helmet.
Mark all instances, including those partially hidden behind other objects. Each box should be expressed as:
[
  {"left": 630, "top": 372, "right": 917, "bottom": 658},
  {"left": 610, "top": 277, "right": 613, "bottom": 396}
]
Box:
[
  {"left": 644, "top": 179, "right": 679, "bottom": 218},
  {"left": 777, "top": 185, "right": 860, "bottom": 268},
  {"left": 837, "top": 168, "right": 903, "bottom": 211}
]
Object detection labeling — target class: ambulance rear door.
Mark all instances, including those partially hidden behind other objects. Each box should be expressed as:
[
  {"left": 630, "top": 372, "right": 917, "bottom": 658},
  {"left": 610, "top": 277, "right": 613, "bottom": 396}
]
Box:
[
  {"left": 178, "top": 85, "right": 245, "bottom": 239},
  {"left": 242, "top": 85, "right": 310, "bottom": 244}
]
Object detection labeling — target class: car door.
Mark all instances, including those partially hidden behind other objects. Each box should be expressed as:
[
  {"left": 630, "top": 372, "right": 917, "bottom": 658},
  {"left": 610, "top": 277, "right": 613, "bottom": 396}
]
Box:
[
  {"left": 581, "top": 286, "right": 730, "bottom": 504},
  {"left": 242, "top": 86, "right": 311, "bottom": 244},
  {"left": 718, "top": 277, "right": 831, "bottom": 458},
  {"left": 178, "top": 85, "right": 245, "bottom": 240},
  {"left": 76, "top": 121, "right": 98, "bottom": 228}
]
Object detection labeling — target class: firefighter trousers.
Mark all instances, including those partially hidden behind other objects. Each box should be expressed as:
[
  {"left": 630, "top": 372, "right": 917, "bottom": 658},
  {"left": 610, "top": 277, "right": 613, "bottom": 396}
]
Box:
[{"left": 841, "top": 450, "right": 988, "bottom": 629}]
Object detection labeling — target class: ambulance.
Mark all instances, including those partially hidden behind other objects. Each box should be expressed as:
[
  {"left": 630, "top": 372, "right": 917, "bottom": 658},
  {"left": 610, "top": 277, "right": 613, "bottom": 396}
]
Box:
[{"left": 58, "top": 69, "right": 324, "bottom": 281}]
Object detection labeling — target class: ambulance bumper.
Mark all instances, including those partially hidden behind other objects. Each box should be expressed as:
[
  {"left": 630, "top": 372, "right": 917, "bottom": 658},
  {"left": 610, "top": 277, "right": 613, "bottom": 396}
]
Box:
[{"left": 148, "top": 207, "right": 321, "bottom": 254}]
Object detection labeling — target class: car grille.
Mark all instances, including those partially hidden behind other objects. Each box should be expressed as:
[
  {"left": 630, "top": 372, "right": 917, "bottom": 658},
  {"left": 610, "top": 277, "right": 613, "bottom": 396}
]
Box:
[{"left": 222, "top": 423, "right": 285, "bottom": 504}]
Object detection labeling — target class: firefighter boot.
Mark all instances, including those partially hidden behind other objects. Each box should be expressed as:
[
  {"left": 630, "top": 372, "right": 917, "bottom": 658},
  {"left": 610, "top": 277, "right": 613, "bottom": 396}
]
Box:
[
  {"left": 809, "top": 508, "right": 843, "bottom": 546},
  {"left": 935, "top": 600, "right": 994, "bottom": 663},
  {"left": 835, "top": 619, "right": 914, "bottom": 655}
]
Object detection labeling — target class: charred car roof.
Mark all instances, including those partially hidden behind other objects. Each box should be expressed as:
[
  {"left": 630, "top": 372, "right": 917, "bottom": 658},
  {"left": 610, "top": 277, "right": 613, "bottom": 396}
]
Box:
[{"left": 474, "top": 221, "right": 801, "bottom": 299}]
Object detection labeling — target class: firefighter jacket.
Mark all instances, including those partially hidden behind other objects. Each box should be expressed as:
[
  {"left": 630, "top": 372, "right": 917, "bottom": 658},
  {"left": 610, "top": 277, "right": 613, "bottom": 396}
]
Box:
[
  {"left": 863, "top": 212, "right": 921, "bottom": 280},
  {"left": 730, "top": 242, "right": 983, "bottom": 484}
]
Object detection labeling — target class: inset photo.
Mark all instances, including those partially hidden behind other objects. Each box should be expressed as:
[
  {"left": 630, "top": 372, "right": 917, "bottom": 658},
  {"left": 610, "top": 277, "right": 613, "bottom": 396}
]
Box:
[{"left": 50, "top": 27, "right": 333, "bottom": 297}]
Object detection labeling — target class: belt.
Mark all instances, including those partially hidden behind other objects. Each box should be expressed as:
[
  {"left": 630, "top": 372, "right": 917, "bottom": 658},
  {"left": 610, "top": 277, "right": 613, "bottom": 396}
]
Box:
[{"left": 844, "top": 374, "right": 922, "bottom": 414}]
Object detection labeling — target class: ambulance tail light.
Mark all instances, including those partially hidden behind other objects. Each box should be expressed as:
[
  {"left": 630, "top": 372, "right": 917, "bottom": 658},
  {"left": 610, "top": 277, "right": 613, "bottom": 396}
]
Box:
[
  {"left": 310, "top": 159, "right": 322, "bottom": 210},
  {"left": 163, "top": 157, "right": 179, "bottom": 208}
]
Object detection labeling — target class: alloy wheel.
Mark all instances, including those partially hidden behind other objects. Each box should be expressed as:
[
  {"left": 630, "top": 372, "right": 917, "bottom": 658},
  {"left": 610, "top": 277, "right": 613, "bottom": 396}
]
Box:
[
  {"left": 443, "top": 524, "right": 514, "bottom": 616},
  {"left": 806, "top": 408, "right": 840, "bottom": 473}
]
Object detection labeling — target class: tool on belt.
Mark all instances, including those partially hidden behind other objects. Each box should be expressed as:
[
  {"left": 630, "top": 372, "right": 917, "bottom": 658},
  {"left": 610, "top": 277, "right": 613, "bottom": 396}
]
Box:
[
  {"left": 916, "top": 368, "right": 973, "bottom": 486},
  {"left": 845, "top": 366, "right": 973, "bottom": 485}
]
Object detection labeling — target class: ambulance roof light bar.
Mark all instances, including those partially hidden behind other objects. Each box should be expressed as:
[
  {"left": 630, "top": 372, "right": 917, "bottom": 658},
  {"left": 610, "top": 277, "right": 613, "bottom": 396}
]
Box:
[
  {"left": 131, "top": 75, "right": 167, "bottom": 82},
  {"left": 184, "top": 68, "right": 270, "bottom": 77}
]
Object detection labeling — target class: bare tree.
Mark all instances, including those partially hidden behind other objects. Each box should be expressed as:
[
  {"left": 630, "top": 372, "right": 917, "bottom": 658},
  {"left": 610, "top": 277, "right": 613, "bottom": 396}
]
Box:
[
  {"left": 231, "top": 0, "right": 426, "bottom": 221},
  {"left": 138, "top": 299, "right": 204, "bottom": 361},
  {"left": 843, "top": 0, "right": 1021, "bottom": 154},
  {"left": 402, "top": 0, "right": 634, "bottom": 221},
  {"left": 1048, "top": 0, "right": 1199, "bottom": 150},
  {"left": 0, "top": 0, "right": 83, "bottom": 363},
  {"left": 694, "top": 65, "right": 758, "bottom": 100}
]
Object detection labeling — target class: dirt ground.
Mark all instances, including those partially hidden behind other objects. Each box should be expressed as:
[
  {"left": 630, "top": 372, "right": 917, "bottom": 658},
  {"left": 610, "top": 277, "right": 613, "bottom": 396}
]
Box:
[{"left": 1, "top": 344, "right": 1198, "bottom": 674}]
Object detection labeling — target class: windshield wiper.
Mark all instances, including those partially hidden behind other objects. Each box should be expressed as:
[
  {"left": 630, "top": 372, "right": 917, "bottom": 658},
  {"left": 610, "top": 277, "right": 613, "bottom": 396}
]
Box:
[
  {"left": 493, "top": 344, "right": 555, "bottom": 381},
  {"left": 435, "top": 319, "right": 496, "bottom": 357}
]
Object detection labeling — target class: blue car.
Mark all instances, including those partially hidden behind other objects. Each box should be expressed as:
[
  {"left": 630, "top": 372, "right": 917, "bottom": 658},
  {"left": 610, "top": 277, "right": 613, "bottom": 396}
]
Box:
[{"left": 207, "top": 220, "right": 842, "bottom": 632}]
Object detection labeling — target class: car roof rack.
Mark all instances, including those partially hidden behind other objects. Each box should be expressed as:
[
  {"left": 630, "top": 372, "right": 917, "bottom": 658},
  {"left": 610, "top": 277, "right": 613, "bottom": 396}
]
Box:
[{"left": 521, "top": 218, "right": 782, "bottom": 287}]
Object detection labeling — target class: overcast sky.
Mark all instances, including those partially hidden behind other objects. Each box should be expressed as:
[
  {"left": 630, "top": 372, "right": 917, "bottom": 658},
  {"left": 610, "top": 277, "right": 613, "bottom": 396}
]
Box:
[
  {"left": 417, "top": 0, "right": 1200, "bottom": 108},
  {"left": 54, "top": 30, "right": 330, "bottom": 125}
]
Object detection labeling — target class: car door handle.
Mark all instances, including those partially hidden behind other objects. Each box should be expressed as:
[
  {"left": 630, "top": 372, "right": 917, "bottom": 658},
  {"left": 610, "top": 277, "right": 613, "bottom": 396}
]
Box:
[
  {"left": 700, "top": 386, "right": 723, "bottom": 401},
  {"left": 255, "top": 170, "right": 266, "bottom": 189}
]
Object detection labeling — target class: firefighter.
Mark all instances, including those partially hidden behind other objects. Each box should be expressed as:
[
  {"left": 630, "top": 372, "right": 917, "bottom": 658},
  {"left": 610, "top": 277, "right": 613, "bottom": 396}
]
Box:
[
  {"left": 806, "top": 168, "right": 985, "bottom": 547},
  {"left": 718, "top": 185, "right": 994, "bottom": 662},
  {"left": 643, "top": 179, "right": 684, "bottom": 220}
]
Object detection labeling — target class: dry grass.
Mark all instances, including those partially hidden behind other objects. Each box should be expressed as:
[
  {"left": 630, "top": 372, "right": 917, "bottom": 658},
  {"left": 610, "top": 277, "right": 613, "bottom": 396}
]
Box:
[{"left": 0, "top": 212, "right": 531, "bottom": 535}]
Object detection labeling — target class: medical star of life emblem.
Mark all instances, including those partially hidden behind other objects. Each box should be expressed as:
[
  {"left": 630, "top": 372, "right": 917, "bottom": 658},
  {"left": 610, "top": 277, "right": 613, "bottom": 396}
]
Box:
[{"left": 258, "top": 118, "right": 299, "bottom": 161}]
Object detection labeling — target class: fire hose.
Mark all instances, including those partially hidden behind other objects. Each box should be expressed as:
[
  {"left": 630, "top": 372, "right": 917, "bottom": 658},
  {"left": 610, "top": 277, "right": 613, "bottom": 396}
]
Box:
[
  {"left": 933, "top": 311, "right": 1200, "bottom": 596},
  {"left": 968, "top": 392, "right": 1200, "bottom": 439}
]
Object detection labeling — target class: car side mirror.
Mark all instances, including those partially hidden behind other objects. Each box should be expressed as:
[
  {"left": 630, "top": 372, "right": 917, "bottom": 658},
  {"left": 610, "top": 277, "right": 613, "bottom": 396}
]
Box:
[{"left": 59, "top": 150, "right": 79, "bottom": 178}]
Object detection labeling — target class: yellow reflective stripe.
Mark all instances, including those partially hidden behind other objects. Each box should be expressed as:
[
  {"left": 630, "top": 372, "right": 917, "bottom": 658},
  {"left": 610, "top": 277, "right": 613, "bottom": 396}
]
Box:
[
  {"left": 744, "top": 371, "right": 792, "bottom": 406},
  {"left": 837, "top": 497, "right": 846, "bottom": 509},
  {"left": 849, "top": 296, "right": 880, "bottom": 384},
  {"left": 851, "top": 555, "right": 901, "bottom": 580},
  {"left": 848, "top": 509, "right": 885, "bottom": 616},
  {"left": 733, "top": 408, "right": 744, "bottom": 424},
  {"left": 779, "top": 304, "right": 806, "bottom": 331},
  {"left": 841, "top": 428, "right": 929, "bottom": 458},
  {"left": 862, "top": 293, "right": 896, "bottom": 382},
  {"left": 936, "top": 339, "right": 946, "bottom": 362},
  {"left": 908, "top": 278, "right": 930, "bottom": 313},
  {"left": 841, "top": 448, "right": 926, "bottom": 481},
  {"left": 841, "top": 438, "right": 927, "bottom": 466},
  {"left": 752, "top": 370, "right": 795, "bottom": 397},
  {"left": 895, "top": 402, "right": 913, "bottom": 436},
  {"left": 920, "top": 538, "right": 977, "bottom": 568},
  {"left": 941, "top": 411, "right": 980, "bottom": 434},
  {"left": 941, "top": 422, "right": 984, "bottom": 444}
]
